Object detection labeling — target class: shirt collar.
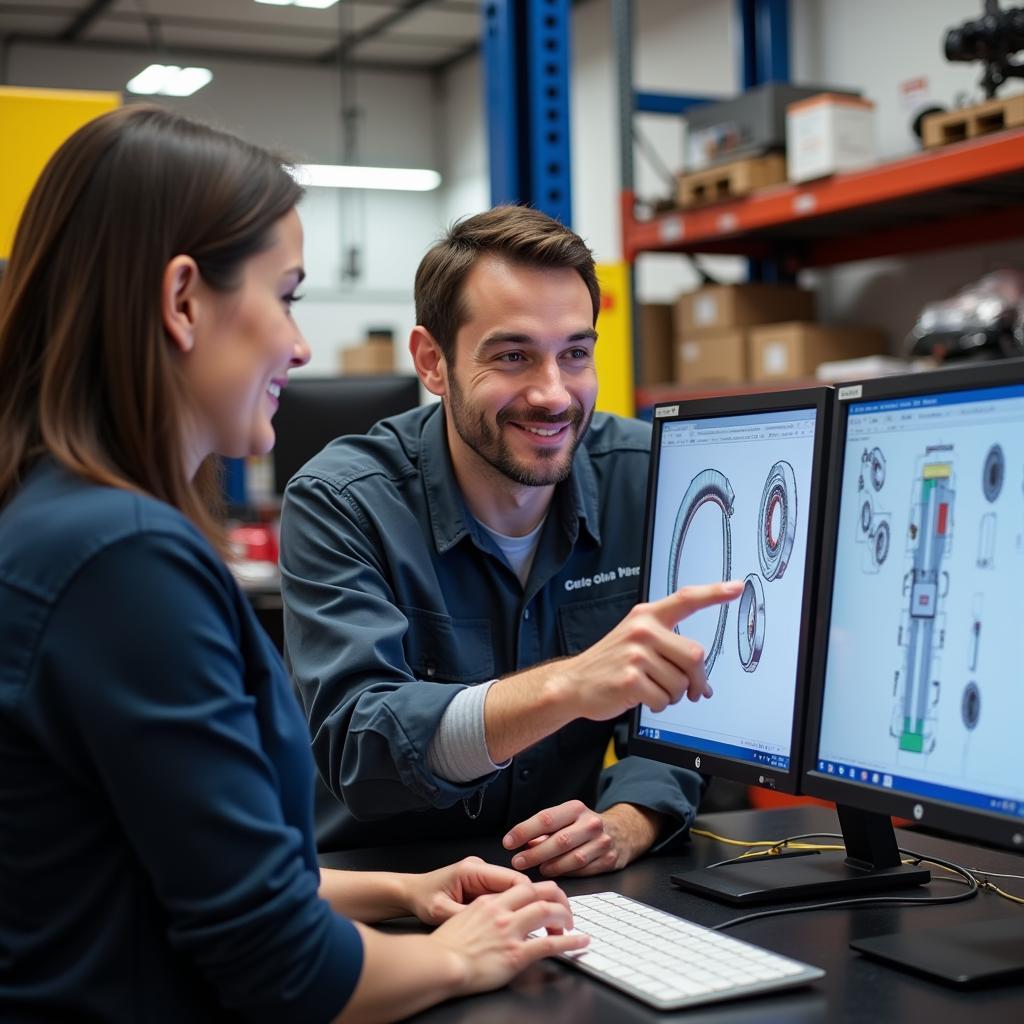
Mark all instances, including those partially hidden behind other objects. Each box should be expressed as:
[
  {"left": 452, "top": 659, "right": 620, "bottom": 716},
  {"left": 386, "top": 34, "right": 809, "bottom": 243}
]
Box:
[{"left": 419, "top": 404, "right": 602, "bottom": 554}]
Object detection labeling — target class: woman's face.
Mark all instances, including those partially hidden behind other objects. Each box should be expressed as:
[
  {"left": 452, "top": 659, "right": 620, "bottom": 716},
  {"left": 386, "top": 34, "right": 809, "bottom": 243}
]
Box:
[{"left": 183, "top": 208, "right": 310, "bottom": 467}]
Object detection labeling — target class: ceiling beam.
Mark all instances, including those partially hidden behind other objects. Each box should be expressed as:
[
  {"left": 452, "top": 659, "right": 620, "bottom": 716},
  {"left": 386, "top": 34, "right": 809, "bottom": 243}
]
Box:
[
  {"left": 317, "top": 0, "right": 436, "bottom": 65},
  {"left": 58, "top": 0, "right": 115, "bottom": 42},
  {"left": 7, "top": 33, "right": 433, "bottom": 75}
]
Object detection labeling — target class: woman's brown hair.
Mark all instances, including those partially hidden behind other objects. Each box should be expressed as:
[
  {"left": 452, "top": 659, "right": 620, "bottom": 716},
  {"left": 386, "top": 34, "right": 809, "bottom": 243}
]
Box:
[{"left": 0, "top": 104, "right": 302, "bottom": 549}]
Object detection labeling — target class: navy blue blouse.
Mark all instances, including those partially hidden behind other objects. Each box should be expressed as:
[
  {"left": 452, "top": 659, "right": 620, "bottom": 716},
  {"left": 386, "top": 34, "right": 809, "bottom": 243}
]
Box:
[{"left": 0, "top": 461, "right": 362, "bottom": 1022}]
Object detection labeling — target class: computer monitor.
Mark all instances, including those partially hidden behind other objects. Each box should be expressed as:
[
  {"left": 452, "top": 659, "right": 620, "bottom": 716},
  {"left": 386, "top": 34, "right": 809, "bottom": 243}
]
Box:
[
  {"left": 802, "top": 360, "right": 1024, "bottom": 983},
  {"left": 629, "top": 387, "right": 833, "bottom": 901},
  {"left": 272, "top": 374, "right": 420, "bottom": 494}
]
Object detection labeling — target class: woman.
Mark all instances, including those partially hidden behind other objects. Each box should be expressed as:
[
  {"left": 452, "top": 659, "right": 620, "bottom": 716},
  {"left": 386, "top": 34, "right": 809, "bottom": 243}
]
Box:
[{"left": 0, "top": 105, "right": 585, "bottom": 1022}]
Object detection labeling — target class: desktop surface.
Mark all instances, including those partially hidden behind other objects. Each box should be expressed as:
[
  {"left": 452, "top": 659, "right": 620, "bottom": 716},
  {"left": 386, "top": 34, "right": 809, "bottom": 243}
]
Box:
[{"left": 321, "top": 805, "right": 1023, "bottom": 1023}]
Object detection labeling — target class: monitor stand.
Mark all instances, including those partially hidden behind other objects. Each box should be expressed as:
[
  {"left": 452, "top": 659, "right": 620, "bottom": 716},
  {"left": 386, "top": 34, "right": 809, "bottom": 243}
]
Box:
[
  {"left": 671, "top": 803, "right": 930, "bottom": 906},
  {"left": 851, "top": 917, "right": 1024, "bottom": 987}
]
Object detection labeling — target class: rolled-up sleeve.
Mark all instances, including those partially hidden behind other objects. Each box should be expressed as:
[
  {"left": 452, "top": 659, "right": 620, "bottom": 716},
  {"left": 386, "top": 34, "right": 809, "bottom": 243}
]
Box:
[
  {"left": 594, "top": 721, "right": 707, "bottom": 852},
  {"left": 33, "top": 534, "right": 363, "bottom": 1023},
  {"left": 280, "top": 472, "right": 501, "bottom": 818}
]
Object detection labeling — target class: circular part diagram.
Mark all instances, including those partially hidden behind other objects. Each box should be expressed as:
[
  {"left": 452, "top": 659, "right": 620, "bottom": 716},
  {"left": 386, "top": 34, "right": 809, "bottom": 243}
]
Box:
[
  {"left": 759, "top": 460, "right": 798, "bottom": 581},
  {"left": 860, "top": 498, "right": 873, "bottom": 535},
  {"left": 961, "top": 682, "right": 981, "bottom": 730},
  {"left": 737, "top": 573, "right": 766, "bottom": 673},
  {"left": 962, "top": 684, "right": 978, "bottom": 733},
  {"left": 870, "top": 447, "right": 886, "bottom": 491},
  {"left": 873, "top": 519, "right": 890, "bottom": 566},
  {"left": 983, "top": 444, "right": 1005, "bottom": 502},
  {"left": 668, "top": 468, "right": 734, "bottom": 677}
]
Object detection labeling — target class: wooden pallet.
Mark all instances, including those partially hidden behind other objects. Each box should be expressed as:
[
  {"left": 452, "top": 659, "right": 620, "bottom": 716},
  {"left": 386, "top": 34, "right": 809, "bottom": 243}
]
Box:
[
  {"left": 922, "top": 94, "right": 1024, "bottom": 148},
  {"left": 675, "top": 153, "right": 787, "bottom": 209}
]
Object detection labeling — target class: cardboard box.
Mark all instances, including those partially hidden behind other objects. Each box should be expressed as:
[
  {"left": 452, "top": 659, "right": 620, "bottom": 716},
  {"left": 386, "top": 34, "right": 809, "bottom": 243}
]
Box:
[
  {"left": 749, "top": 322, "right": 886, "bottom": 381},
  {"left": 340, "top": 340, "right": 394, "bottom": 374},
  {"left": 676, "top": 330, "right": 748, "bottom": 385},
  {"left": 675, "top": 284, "right": 815, "bottom": 337},
  {"left": 637, "top": 304, "right": 675, "bottom": 385},
  {"left": 787, "top": 93, "right": 876, "bottom": 183}
]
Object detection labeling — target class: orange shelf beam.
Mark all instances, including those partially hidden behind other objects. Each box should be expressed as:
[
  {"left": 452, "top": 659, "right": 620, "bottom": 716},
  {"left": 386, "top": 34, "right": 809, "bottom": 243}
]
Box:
[{"left": 624, "top": 129, "right": 1024, "bottom": 266}]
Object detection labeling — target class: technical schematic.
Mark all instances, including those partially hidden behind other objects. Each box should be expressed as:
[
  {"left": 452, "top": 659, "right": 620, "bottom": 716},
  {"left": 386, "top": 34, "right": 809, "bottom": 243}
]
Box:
[
  {"left": 641, "top": 407, "right": 818, "bottom": 767},
  {"left": 737, "top": 573, "right": 765, "bottom": 672},
  {"left": 893, "top": 448, "right": 955, "bottom": 756},
  {"left": 666, "top": 468, "right": 734, "bottom": 676},
  {"left": 758, "top": 461, "right": 797, "bottom": 582},
  {"left": 819, "top": 385, "right": 1024, "bottom": 817},
  {"left": 856, "top": 446, "right": 891, "bottom": 573}
]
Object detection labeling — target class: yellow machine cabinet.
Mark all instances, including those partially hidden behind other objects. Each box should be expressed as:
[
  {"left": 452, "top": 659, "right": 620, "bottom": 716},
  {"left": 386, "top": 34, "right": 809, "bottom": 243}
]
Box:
[
  {"left": 594, "top": 261, "right": 636, "bottom": 419},
  {"left": 0, "top": 86, "right": 120, "bottom": 259}
]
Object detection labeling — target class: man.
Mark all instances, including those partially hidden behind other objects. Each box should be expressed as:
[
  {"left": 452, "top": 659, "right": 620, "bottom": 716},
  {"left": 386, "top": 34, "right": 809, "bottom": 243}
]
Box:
[{"left": 280, "top": 206, "right": 739, "bottom": 875}]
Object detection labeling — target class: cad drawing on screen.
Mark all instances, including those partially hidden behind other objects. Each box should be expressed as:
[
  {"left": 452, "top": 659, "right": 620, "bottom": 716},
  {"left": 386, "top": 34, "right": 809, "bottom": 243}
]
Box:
[
  {"left": 667, "top": 468, "right": 734, "bottom": 677},
  {"left": 757, "top": 461, "right": 797, "bottom": 582},
  {"left": 736, "top": 573, "right": 765, "bottom": 673}
]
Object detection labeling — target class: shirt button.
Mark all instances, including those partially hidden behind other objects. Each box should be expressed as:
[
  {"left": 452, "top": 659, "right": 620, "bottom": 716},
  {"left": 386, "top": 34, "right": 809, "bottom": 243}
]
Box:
[
  {"left": 519, "top": 767, "right": 532, "bottom": 780},
  {"left": 523, "top": 608, "right": 530, "bottom": 620}
]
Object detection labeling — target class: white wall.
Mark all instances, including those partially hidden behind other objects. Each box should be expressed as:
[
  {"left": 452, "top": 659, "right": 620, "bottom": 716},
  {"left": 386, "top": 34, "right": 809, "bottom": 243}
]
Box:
[{"left": 5, "top": 41, "right": 446, "bottom": 374}]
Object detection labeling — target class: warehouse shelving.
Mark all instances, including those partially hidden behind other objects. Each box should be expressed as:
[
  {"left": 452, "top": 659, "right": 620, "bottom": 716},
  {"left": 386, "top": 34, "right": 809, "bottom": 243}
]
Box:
[{"left": 622, "top": 127, "right": 1024, "bottom": 270}]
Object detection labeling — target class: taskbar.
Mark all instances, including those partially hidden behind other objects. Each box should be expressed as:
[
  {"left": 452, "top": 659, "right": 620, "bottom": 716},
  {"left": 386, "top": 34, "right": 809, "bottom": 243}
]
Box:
[
  {"left": 816, "top": 759, "right": 1024, "bottom": 820},
  {"left": 637, "top": 726, "right": 790, "bottom": 772}
]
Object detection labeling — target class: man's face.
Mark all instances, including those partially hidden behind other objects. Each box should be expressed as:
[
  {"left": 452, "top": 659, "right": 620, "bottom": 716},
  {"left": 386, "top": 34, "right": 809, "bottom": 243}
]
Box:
[{"left": 443, "top": 256, "right": 598, "bottom": 488}]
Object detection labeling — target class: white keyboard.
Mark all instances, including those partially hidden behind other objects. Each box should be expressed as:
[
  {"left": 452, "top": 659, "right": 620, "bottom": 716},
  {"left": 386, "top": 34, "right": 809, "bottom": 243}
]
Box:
[{"left": 535, "top": 891, "right": 824, "bottom": 1011}]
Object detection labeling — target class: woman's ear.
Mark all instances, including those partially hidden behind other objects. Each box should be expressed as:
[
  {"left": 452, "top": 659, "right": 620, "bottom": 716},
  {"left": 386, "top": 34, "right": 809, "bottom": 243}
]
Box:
[
  {"left": 162, "top": 255, "right": 202, "bottom": 354},
  {"left": 409, "top": 325, "right": 448, "bottom": 398}
]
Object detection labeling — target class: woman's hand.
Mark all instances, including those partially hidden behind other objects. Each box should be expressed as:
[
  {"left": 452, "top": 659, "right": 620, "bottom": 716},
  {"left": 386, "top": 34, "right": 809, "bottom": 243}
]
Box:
[
  {"left": 429, "top": 880, "right": 588, "bottom": 995},
  {"left": 404, "top": 855, "right": 535, "bottom": 925}
]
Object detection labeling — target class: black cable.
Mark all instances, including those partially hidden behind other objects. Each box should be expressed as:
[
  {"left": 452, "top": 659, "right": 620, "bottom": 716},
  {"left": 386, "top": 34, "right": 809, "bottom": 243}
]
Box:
[{"left": 709, "top": 841, "right": 979, "bottom": 932}]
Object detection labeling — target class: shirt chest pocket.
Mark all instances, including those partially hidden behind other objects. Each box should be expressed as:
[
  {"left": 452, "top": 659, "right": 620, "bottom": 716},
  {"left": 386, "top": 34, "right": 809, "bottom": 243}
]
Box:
[
  {"left": 557, "top": 590, "right": 638, "bottom": 656},
  {"left": 400, "top": 605, "right": 495, "bottom": 683}
]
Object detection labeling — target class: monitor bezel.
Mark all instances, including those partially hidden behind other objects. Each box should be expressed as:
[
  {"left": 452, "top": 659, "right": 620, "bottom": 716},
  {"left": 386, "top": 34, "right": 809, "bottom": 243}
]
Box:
[
  {"left": 801, "top": 359, "right": 1024, "bottom": 852},
  {"left": 629, "top": 385, "right": 833, "bottom": 795}
]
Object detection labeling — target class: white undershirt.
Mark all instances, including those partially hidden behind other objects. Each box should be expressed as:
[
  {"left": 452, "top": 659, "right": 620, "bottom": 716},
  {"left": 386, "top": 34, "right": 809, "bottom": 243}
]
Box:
[{"left": 477, "top": 516, "right": 546, "bottom": 588}]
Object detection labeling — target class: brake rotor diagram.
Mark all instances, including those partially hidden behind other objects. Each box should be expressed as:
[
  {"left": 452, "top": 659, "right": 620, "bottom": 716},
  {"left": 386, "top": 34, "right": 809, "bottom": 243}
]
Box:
[
  {"left": 961, "top": 681, "right": 981, "bottom": 730},
  {"left": 758, "top": 461, "right": 797, "bottom": 581},
  {"left": 892, "top": 447, "right": 955, "bottom": 756},
  {"left": 667, "top": 468, "right": 734, "bottom": 676},
  {"left": 856, "top": 447, "right": 891, "bottom": 573},
  {"left": 982, "top": 444, "right": 1005, "bottom": 502},
  {"left": 737, "top": 573, "right": 766, "bottom": 672}
]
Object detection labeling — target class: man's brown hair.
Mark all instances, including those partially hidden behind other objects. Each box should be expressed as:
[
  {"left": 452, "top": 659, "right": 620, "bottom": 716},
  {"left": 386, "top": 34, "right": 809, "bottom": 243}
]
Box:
[
  {"left": 414, "top": 205, "right": 600, "bottom": 363},
  {"left": 0, "top": 105, "right": 302, "bottom": 551}
]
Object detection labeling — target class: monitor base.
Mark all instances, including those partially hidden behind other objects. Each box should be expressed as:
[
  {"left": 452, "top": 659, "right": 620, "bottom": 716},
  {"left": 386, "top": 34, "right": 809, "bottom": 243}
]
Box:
[
  {"left": 851, "top": 917, "right": 1024, "bottom": 986},
  {"left": 671, "top": 852, "right": 929, "bottom": 906}
]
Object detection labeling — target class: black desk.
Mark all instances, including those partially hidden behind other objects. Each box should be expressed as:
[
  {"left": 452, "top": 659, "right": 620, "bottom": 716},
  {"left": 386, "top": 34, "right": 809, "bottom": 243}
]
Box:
[{"left": 321, "top": 806, "right": 1024, "bottom": 1023}]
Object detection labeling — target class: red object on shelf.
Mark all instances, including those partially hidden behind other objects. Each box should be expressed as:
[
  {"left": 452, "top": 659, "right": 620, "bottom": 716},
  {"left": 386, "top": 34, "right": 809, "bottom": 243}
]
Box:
[
  {"left": 623, "top": 128, "right": 1024, "bottom": 268},
  {"left": 229, "top": 524, "right": 279, "bottom": 563}
]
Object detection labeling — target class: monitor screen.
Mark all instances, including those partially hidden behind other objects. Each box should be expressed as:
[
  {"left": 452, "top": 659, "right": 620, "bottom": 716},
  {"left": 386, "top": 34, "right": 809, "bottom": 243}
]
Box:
[
  {"left": 631, "top": 389, "right": 831, "bottom": 793},
  {"left": 272, "top": 375, "right": 420, "bottom": 494},
  {"left": 805, "top": 364, "right": 1024, "bottom": 852}
]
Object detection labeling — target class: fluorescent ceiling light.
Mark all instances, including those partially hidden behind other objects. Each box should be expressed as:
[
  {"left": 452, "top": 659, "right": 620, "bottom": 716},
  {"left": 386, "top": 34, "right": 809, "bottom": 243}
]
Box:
[
  {"left": 255, "top": 1, "right": 340, "bottom": 8},
  {"left": 292, "top": 164, "right": 442, "bottom": 191},
  {"left": 126, "top": 64, "right": 213, "bottom": 97}
]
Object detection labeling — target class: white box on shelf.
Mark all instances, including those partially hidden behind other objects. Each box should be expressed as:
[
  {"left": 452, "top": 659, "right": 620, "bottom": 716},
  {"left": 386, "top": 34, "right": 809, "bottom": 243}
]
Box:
[{"left": 786, "top": 93, "right": 876, "bottom": 183}]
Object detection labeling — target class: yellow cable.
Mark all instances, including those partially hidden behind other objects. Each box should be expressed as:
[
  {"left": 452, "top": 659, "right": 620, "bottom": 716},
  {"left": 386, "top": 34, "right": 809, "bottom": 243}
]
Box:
[{"left": 691, "top": 827, "right": 1024, "bottom": 906}]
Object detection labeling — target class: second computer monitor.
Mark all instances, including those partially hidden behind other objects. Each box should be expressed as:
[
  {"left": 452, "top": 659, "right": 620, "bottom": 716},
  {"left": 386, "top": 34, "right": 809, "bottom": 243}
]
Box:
[
  {"left": 630, "top": 387, "right": 832, "bottom": 795},
  {"left": 804, "top": 362, "right": 1024, "bottom": 852}
]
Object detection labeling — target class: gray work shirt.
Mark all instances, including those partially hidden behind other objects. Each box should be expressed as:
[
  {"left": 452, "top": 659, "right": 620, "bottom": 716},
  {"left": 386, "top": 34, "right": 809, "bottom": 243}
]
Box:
[{"left": 280, "top": 404, "right": 704, "bottom": 852}]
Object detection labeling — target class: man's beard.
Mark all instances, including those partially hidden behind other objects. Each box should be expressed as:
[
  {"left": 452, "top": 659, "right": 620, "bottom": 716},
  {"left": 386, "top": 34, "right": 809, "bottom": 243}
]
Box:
[{"left": 446, "top": 374, "right": 592, "bottom": 487}]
